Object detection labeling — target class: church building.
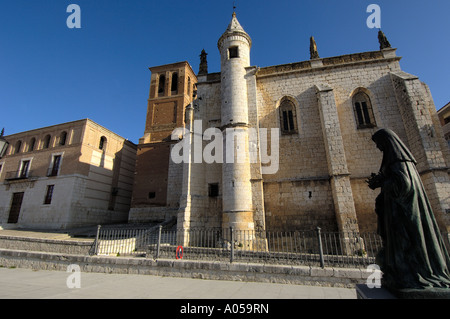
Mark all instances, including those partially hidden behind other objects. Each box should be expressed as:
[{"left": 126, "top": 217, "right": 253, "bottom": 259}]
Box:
[{"left": 129, "top": 12, "right": 450, "bottom": 239}]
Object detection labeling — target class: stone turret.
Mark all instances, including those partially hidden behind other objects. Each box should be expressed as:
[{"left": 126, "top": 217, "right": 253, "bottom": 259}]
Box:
[
  {"left": 218, "top": 12, "right": 254, "bottom": 233},
  {"left": 218, "top": 12, "right": 252, "bottom": 125}
]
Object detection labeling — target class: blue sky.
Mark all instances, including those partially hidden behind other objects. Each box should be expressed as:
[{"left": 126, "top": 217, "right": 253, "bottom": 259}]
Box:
[{"left": 1, "top": 0, "right": 449, "bottom": 144}]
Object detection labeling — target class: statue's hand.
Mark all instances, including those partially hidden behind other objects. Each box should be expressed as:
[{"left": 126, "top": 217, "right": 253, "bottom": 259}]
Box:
[{"left": 366, "top": 173, "right": 383, "bottom": 190}]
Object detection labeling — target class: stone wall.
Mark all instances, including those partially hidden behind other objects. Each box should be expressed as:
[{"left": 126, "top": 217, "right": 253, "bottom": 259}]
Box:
[
  {"left": 263, "top": 179, "right": 336, "bottom": 231},
  {"left": 0, "top": 236, "right": 93, "bottom": 255},
  {"left": 0, "top": 248, "right": 374, "bottom": 288},
  {"left": 254, "top": 53, "right": 404, "bottom": 232},
  {"left": 391, "top": 71, "right": 450, "bottom": 232}
]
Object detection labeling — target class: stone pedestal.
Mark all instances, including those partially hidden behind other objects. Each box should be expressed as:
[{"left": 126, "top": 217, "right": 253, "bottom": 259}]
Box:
[
  {"left": 391, "top": 287, "right": 450, "bottom": 299},
  {"left": 356, "top": 284, "right": 396, "bottom": 299},
  {"left": 356, "top": 284, "right": 450, "bottom": 299}
]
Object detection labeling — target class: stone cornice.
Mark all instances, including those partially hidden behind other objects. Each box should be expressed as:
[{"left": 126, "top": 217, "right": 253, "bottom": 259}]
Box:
[{"left": 256, "top": 50, "right": 402, "bottom": 79}]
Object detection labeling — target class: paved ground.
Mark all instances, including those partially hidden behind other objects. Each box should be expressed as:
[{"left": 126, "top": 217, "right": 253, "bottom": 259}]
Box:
[
  {"left": 0, "top": 226, "right": 357, "bottom": 302},
  {"left": 0, "top": 267, "right": 356, "bottom": 299}
]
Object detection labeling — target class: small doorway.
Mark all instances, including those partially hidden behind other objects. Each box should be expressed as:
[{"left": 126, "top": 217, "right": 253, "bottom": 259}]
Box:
[{"left": 8, "top": 192, "right": 24, "bottom": 224}]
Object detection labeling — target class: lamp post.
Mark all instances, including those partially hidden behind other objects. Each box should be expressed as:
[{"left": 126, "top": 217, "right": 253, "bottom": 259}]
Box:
[{"left": 0, "top": 128, "right": 9, "bottom": 158}]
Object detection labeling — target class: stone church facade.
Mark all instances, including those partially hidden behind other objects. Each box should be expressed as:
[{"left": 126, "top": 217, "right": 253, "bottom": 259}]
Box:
[{"left": 129, "top": 13, "right": 450, "bottom": 238}]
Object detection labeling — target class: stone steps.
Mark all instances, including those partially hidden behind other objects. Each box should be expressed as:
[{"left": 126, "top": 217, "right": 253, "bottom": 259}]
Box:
[{"left": 0, "top": 234, "right": 94, "bottom": 255}]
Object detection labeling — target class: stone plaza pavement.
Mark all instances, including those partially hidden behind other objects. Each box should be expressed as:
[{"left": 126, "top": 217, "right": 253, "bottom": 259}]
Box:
[{"left": 0, "top": 267, "right": 356, "bottom": 299}]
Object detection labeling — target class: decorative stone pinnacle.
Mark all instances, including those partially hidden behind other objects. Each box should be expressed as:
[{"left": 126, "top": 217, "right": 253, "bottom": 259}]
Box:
[
  {"left": 310, "top": 36, "right": 320, "bottom": 59},
  {"left": 378, "top": 30, "right": 392, "bottom": 50},
  {"left": 199, "top": 49, "right": 208, "bottom": 75}
]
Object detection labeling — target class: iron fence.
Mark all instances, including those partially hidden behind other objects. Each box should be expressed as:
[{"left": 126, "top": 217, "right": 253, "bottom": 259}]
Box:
[{"left": 94, "top": 225, "right": 385, "bottom": 268}]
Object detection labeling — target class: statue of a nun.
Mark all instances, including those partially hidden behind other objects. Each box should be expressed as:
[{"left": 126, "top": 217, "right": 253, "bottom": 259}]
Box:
[{"left": 367, "top": 128, "right": 450, "bottom": 296}]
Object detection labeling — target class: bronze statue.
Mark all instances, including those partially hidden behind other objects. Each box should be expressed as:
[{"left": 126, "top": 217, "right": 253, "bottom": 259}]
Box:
[{"left": 368, "top": 129, "right": 450, "bottom": 297}]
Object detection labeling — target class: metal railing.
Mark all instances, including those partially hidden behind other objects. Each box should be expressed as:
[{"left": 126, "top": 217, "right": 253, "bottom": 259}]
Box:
[
  {"left": 4, "top": 170, "right": 34, "bottom": 180},
  {"left": 94, "top": 225, "right": 384, "bottom": 269},
  {"left": 93, "top": 219, "right": 176, "bottom": 256}
]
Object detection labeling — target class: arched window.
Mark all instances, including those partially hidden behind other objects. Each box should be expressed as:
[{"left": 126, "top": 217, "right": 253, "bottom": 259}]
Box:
[
  {"left": 59, "top": 131, "right": 67, "bottom": 146},
  {"left": 352, "top": 91, "right": 376, "bottom": 129},
  {"left": 28, "top": 138, "right": 36, "bottom": 152},
  {"left": 171, "top": 72, "right": 178, "bottom": 94},
  {"left": 279, "top": 98, "right": 298, "bottom": 134},
  {"left": 43, "top": 135, "right": 51, "bottom": 149},
  {"left": 14, "top": 140, "right": 22, "bottom": 154},
  {"left": 99, "top": 136, "right": 107, "bottom": 150},
  {"left": 158, "top": 74, "right": 166, "bottom": 96}
]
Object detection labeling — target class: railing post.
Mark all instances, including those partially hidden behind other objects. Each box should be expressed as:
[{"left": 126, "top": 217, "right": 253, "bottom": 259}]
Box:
[
  {"left": 94, "top": 225, "right": 101, "bottom": 255},
  {"left": 230, "top": 227, "right": 234, "bottom": 263},
  {"left": 316, "top": 227, "right": 325, "bottom": 268},
  {"left": 156, "top": 225, "right": 162, "bottom": 259}
]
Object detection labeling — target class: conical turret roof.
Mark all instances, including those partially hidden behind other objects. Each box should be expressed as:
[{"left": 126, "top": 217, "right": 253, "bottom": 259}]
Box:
[
  {"left": 226, "top": 12, "right": 245, "bottom": 33},
  {"left": 218, "top": 12, "right": 252, "bottom": 48}
]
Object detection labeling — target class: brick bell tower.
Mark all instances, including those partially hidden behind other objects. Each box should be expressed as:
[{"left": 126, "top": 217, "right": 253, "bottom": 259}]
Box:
[{"left": 130, "top": 62, "right": 197, "bottom": 222}]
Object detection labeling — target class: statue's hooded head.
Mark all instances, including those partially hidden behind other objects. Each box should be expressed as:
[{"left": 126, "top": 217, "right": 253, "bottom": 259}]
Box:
[{"left": 372, "top": 129, "right": 417, "bottom": 171}]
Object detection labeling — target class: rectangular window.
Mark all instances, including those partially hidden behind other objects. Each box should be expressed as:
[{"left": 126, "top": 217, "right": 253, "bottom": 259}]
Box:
[
  {"left": 44, "top": 185, "right": 54, "bottom": 205},
  {"left": 19, "top": 160, "right": 30, "bottom": 178},
  {"left": 229, "top": 46, "right": 239, "bottom": 59},
  {"left": 48, "top": 155, "right": 61, "bottom": 176},
  {"left": 208, "top": 183, "right": 219, "bottom": 197}
]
